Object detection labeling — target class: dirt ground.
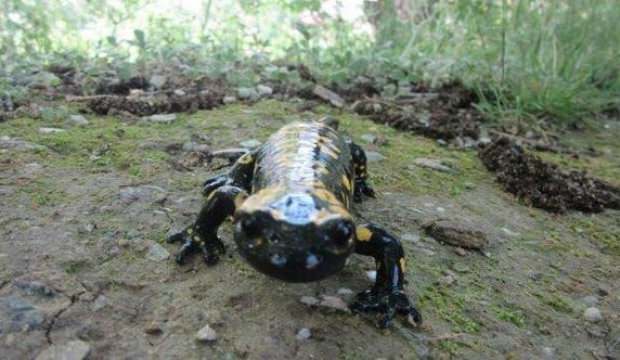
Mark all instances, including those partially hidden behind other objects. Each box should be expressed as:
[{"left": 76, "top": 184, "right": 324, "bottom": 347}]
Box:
[{"left": 1, "top": 100, "right": 619, "bottom": 359}]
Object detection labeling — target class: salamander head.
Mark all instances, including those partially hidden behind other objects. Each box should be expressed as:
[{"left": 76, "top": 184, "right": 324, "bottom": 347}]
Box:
[{"left": 234, "top": 188, "right": 354, "bottom": 282}]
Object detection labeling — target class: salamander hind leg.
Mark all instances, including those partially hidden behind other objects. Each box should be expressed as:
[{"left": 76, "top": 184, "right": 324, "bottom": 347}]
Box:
[
  {"left": 351, "top": 223, "right": 422, "bottom": 328},
  {"left": 168, "top": 185, "right": 248, "bottom": 266},
  {"left": 349, "top": 142, "right": 375, "bottom": 203}
]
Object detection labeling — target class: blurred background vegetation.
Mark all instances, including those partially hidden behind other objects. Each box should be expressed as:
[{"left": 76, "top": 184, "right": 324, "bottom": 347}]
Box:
[{"left": 1, "top": 0, "right": 619, "bottom": 123}]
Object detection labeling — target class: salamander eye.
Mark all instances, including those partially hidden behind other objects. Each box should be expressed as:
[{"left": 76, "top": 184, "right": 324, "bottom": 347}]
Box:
[{"left": 323, "top": 220, "right": 354, "bottom": 248}]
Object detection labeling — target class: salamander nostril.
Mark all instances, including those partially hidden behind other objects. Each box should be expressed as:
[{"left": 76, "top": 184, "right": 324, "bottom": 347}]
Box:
[
  {"left": 270, "top": 253, "right": 287, "bottom": 267},
  {"left": 328, "top": 220, "right": 354, "bottom": 247},
  {"left": 305, "top": 253, "right": 322, "bottom": 269}
]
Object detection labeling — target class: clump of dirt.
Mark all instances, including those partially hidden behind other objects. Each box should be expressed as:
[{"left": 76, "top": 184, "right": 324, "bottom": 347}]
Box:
[
  {"left": 88, "top": 89, "right": 224, "bottom": 116},
  {"left": 351, "top": 83, "right": 481, "bottom": 141},
  {"left": 479, "top": 137, "right": 620, "bottom": 213},
  {"left": 95, "top": 76, "right": 149, "bottom": 95}
]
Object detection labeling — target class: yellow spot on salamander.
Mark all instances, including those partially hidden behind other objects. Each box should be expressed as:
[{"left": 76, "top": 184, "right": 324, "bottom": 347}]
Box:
[
  {"left": 234, "top": 192, "right": 248, "bottom": 209},
  {"left": 356, "top": 227, "right": 372, "bottom": 242},
  {"left": 342, "top": 174, "right": 351, "bottom": 192},
  {"left": 238, "top": 153, "right": 254, "bottom": 164}
]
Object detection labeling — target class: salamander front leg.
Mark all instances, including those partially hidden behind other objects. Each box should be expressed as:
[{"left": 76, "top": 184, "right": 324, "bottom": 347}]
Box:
[
  {"left": 351, "top": 224, "right": 422, "bottom": 328},
  {"left": 167, "top": 185, "right": 248, "bottom": 266}
]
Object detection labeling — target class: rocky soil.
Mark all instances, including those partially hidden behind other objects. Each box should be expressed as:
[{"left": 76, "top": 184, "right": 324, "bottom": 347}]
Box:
[{"left": 1, "top": 100, "right": 619, "bottom": 359}]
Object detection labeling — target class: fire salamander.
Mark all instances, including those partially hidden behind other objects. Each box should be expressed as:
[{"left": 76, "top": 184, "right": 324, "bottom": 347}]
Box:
[{"left": 168, "top": 119, "right": 422, "bottom": 328}]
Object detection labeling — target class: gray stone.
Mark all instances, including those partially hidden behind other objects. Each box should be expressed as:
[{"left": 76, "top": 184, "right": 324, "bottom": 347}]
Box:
[
  {"left": 240, "top": 139, "right": 262, "bottom": 149},
  {"left": 300, "top": 296, "right": 319, "bottom": 306},
  {"left": 296, "top": 327, "right": 311, "bottom": 340},
  {"left": 365, "top": 151, "right": 385, "bottom": 162},
  {"left": 0, "top": 296, "right": 45, "bottom": 333},
  {"left": 401, "top": 233, "right": 420, "bottom": 244},
  {"left": 0, "top": 137, "right": 46, "bottom": 151},
  {"left": 584, "top": 307, "right": 603, "bottom": 322},
  {"left": 223, "top": 96, "right": 237, "bottom": 104},
  {"left": 312, "top": 85, "right": 345, "bottom": 108},
  {"left": 256, "top": 85, "right": 273, "bottom": 97},
  {"left": 412, "top": 158, "right": 455, "bottom": 173},
  {"left": 39, "top": 127, "right": 65, "bottom": 134},
  {"left": 424, "top": 219, "right": 488, "bottom": 250},
  {"left": 141, "top": 113, "right": 177, "bottom": 124},
  {"left": 173, "top": 89, "right": 186, "bottom": 96},
  {"left": 360, "top": 134, "right": 377, "bottom": 144},
  {"left": 92, "top": 295, "right": 108, "bottom": 311},
  {"left": 196, "top": 324, "right": 217, "bottom": 342},
  {"left": 149, "top": 75, "right": 168, "bottom": 89},
  {"left": 454, "top": 247, "right": 467, "bottom": 256},
  {"left": 439, "top": 270, "right": 457, "bottom": 286},
  {"left": 336, "top": 288, "right": 354, "bottom": 297},
  {"left": 366, "top": 270, "right": 377, "bottom": 282},
  {"left": 36, "top": 340, "right": 91, "bottom": 360},
  {"left": 68, "top": 115, "right": 89, "bottom": 126},
  {"left": 13, "top": 280, "right": 54, "bottom": 297},
  {"left": 237, "top": 87, "right": 258, "bottom": 100},
  {"left": 542, "top": 347, "right": 556, "bottom": 359},
  {"left": 146, "top": 241, "right": 170, "bottom": 261},
  {"left": 581, "top": 295, "right": 599, "bottom": 307},
  {"left": 317, "top": 295, "right": 350, "bottom": 313}
]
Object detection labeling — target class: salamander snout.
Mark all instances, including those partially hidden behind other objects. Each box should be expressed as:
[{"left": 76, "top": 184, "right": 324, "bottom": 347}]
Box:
[{"left": 233, "top": 212, "right": 354, "bottom": 282}]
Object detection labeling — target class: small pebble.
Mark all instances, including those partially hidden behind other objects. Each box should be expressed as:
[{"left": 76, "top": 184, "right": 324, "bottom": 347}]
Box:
[
  {"left": 360, "top": 134, "right": 377, "bottom": 144},
  {"left": 542, "top": 346, "right": 555, "bottom": 359},
  {"left": 581, "top": 295, "right": 599, "bottom": 307},
  {"left": 142, "top": 114, "right": 177, "bottom": 124},
  {"left": 223, "top": 96, "right": 237, "bottom": 104},
  {"left": 38, "top": 127, "right": 65, "bottom": 134},
  {"left": 296, "top": 328, "right": 311, "bottom": 340},
  {"left": 256, "top": 85, "right": 273, "bottom": 96},
  {"left": 146, "top": 241, "right": 170, "bottom": 261},
  {"left": 337, "top": 288, "right": 354, "bottom": 296},
  {"left": 196, "top": 324, "right": 217, "bottom": 342},
  {"left": 366, "top": 270, "right": 377, "bottom": 282},
  {"left": 92, "top": 295, "right": 108, "bottom": 311},
  {"left": 68, "top": 115, "right": 89, "bottom": 126},
  {"left": 401, "top": 233, "right": 420, "bottom": 244},
  {"left": 439, "top": 271, "right": 456, "bottom": 286},
  {"left": 300, "top": 296, "right": 319, "bottom": 306},
  {"left": 318, "top": 295, "right": 350, "bottom": 313},
  {"left": 454, "top": 247, "right": 467, "bottom": 256},
  {"left": 584, "top": 307, "right": 603, "bottom": 322}
]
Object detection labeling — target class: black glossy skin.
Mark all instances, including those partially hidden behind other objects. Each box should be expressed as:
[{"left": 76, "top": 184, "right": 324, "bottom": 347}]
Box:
[{"left": 168, "top": 120, "right": 422, "bottom": 328}]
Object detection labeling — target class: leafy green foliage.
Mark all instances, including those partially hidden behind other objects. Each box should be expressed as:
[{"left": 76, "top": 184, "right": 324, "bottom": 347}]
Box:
[{"left": 1, "top": 0, "right": 618, "bottom": 123}]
